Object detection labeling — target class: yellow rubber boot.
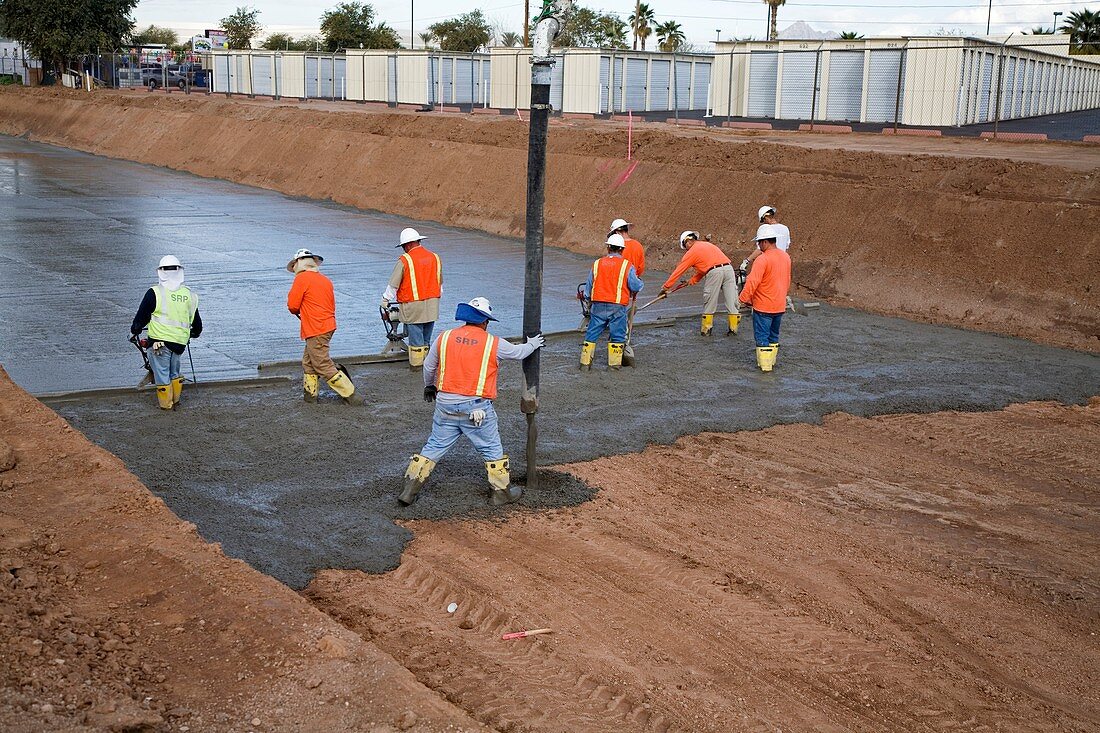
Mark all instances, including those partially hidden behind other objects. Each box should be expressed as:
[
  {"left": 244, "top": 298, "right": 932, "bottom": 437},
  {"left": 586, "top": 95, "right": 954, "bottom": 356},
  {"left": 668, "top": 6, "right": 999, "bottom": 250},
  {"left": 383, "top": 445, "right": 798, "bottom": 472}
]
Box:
[
  {"left": 770, "top": 343, "right": 780, "bottom": 366},
  {"left": 579, "top": 341, "right": 596, "bottom": 371},
  {"left": 727, "top": 313, "right": 741, "bottom": 335},
  {"left": 155, "top": 385, "right": 173, "bottom": 410},
  {"left": 303, "top": 373, "right": 319, "bottom": 403},
  {"left": 408, "top": 345, "right": 429, "bottom": 371},
  {"left": 171, "top": 377, "right": 184, "bottom": 405},
  {"left": 487, "top": 457, "right": 522, "bottom": 506},
  {"left": 700, "top": 314, "right": 714, "bottom": 336},
  {"left": 608, "top": 342, "right": 624, "bottom": 370},
  {"left": 756, "top": 346, "right": 777, "bottom": 372},
  {"left": 399, "top": 454, "right": 436, "bottom": 506},
  {"left": 327, "top": 371, "right": 364, "bottom": 406}
]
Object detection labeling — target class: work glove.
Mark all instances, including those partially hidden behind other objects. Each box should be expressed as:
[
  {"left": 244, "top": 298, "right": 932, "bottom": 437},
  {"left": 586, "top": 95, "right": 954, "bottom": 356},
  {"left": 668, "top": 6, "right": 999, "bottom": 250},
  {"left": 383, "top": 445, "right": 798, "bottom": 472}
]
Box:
[
  {"left": 380, "top": 297, "right": 390, "bottom": 309},
  {"left": 423, "top": 385, "right": 437, "bottom": 402},
  {"left": 470, "top": 409, "right": 487, "bottom": 427},
  {"left": 658, "top": 287, "right": 669, "bottom": 297},
  {"left": 739, "top": 259, "right": 750, "bottom": 271},
  {"left": 526, "top": 333, "right": 545, "bottom": 350}
]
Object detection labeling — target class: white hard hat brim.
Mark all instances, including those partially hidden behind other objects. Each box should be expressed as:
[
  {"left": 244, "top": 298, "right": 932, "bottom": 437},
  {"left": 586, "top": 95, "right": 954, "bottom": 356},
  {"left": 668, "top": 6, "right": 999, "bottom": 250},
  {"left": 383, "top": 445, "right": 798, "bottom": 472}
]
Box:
[{"left": 286, "top": 252, "right": 323, "bottom": 272}]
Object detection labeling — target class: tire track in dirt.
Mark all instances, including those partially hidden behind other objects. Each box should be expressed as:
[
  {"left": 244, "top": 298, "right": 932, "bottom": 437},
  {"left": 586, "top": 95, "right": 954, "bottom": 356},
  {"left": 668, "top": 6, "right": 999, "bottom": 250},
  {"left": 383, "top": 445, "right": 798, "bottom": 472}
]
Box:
[{"left": 306, "top": 400, "right": 1100, "bottom": 732}]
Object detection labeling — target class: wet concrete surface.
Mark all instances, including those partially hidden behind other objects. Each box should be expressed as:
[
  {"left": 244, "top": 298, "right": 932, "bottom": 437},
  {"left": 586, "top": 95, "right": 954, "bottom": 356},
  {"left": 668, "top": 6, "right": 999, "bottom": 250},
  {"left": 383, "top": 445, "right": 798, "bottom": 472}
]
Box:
[
  {"left": 1, "top": 135, "right": 656, "bottom": 394},
  {"left": 52, "top": 305, "right": 1100, "bottom": 588}
]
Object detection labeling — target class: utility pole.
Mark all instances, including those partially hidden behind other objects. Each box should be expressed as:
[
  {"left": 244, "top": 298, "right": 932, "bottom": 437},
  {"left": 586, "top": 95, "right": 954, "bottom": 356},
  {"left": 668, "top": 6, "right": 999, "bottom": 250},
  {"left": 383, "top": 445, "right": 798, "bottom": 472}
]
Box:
[
  {"left": 521, "top": 0, "right": 572, "bottom": 491},
  {"left": 986, "top": 0, "right": 993, "bottom": 35},
  {"left": 411, "top": 0, "right": 415, "bottom": 49},
  {"left": 524, "top": 0, "right": 530, "bottom": 47}
]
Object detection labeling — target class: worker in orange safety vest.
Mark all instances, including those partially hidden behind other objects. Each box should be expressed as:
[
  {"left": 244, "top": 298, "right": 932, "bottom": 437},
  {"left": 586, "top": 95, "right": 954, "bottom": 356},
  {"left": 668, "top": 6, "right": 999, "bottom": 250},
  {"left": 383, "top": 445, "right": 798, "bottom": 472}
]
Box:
[
  {"left": 580, "top": 234, "right": 644, "bottom": 371},
  {"left": 381, "top": 227, "right": 442, "bottom": 370},
  {"left": 400, "top": 297, "right": 545, "bottom": 508}
]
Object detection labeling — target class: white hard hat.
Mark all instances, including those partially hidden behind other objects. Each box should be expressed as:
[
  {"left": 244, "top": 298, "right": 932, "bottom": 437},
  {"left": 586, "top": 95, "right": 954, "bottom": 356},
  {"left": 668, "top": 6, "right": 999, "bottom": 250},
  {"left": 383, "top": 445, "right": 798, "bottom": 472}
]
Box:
[
  {"left": 605, "top": 233, "right": 626, "bottom": 249},
  {"left": 758, "top": 205, "right": 776, "bottom": 222},
  {"left": 398, "top": 227, "right": 424, "bottom": 247},
  {"left": 755, "top": 224, "right": 779, "bottom": 241},
  {"left": 468, "top": 297, "right": 494, "bottom": 318},
  {"left": 679, "top": 230, "right": 699, "bottom": 249},
  {"left": 158, "top": 255, "right": 182, "bottom": 269},
  {"left": 608, "top": 218, "right": 630, "bottom": 235},
  {"left": 286, "top": 247, "right": 323, "bottom": 272}
]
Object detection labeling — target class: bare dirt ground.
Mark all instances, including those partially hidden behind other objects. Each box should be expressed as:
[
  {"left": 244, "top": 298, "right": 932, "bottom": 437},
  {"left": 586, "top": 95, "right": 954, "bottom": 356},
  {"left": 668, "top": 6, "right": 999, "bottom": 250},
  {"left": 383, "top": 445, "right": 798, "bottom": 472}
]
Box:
[
  {"left": 1, "top": 87, "right": 1097, "bottom": 352},
  {"left": 0, "top": 367, "right": 483, "bottom": 732},
  {"left": 307, "top": 400, "right": 1100, "bottom": 733}
]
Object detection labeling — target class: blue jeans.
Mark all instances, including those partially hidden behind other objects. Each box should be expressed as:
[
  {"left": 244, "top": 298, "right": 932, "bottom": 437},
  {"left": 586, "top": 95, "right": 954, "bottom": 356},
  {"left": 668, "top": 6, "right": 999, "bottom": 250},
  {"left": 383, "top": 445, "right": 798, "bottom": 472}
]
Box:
[
  {"left": 407, "top": 322, "right": 435, "bottom": 348},
  {"left": 419, "top": 398, "right": 504, "bottom": 462},
  {"left": 584, "top": 302, "right": 629, "bottom": 343},
  {"left": 752, "top": 311, "right": 783, "bottom": 347},
  {"left": 149, "top": 344, "right": 181, "bottom": 386}
]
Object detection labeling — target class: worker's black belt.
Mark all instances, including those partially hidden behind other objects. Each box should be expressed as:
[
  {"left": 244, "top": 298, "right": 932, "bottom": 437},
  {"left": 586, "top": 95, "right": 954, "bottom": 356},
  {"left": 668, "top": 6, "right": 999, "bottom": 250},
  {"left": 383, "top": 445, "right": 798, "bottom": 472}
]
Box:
[{"left": 704, "top": 263, "right": 733, "bottom": 275}]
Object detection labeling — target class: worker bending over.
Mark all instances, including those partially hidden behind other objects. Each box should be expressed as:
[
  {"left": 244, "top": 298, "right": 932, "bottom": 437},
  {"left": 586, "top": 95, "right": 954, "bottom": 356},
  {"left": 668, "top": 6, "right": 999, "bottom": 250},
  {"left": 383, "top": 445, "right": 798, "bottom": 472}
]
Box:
[
  {"left": 580, "top": 234, "right": 644, "bottom": 371},
  {"left": 739, "top": 224, "right": 792, "bottom": 372},
  {"left": 400, "top": 298, "right": 545, "bottom": 507},
  {"left": 607, "top": 218, "right": 646, "bottom": 277},
  {"left": 661, "top": 231, "right": 741, "bottom": 337},
  {"left": 130, "top": 255, "right": 202, "bottom": 411},
  {"left": 382, "top": 227, "right": 442, "bottom": 370},
  {"left": 287, "top": 248, "right": 362, "bottom": 405}
]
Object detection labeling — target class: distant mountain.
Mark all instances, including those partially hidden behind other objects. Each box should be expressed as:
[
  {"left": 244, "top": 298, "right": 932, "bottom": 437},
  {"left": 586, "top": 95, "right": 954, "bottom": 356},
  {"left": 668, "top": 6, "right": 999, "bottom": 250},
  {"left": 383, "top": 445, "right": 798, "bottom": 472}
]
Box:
[{"left": 778, "top": 22, "right": 840, "bottom": 40}]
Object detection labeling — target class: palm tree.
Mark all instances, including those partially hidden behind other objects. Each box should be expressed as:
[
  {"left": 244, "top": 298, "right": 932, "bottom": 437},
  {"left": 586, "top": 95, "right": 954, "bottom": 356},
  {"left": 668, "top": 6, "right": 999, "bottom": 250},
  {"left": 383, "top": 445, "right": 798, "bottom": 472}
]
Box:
[
  {"left": 1062, "top": 8, "right": 1100, "bottom": 53},
  {"left": 500, "top": 31, "right": 522, "bottom": 47},
  {"left": 656, "top": 21, "right": 685, "bottom": 52},
  {"left": 1023, "top": 26, "right": 1052, "bottom": 35},
  {"left": 763, "top": 0, "right": 787, "bottom": 41},
  {"left": 418, "top": 31, "right": 436, "bottom": 49},
  {"left": 839, "top": 31, "right": 863, "bottom": 39},
  {"left": 629, "top": 2, "right": 656, "bottom": 50}
]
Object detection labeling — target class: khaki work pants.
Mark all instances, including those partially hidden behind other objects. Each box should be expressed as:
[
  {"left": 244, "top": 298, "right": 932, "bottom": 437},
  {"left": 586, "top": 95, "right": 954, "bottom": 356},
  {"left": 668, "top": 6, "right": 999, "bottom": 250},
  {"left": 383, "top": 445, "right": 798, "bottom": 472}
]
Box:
[
  {"left": 302, "top": 330, "right": 339, "bottom": 380},
  {"left": 701, "top": 265, "right": 740, "bottom": 315}
]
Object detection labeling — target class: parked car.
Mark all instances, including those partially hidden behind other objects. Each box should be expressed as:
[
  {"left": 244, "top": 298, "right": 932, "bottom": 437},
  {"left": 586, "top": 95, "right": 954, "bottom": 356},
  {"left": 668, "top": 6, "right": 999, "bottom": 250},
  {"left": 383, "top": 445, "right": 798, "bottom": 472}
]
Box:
[{"left": 143, "top": 63, "right": 207, "bottom": 90}]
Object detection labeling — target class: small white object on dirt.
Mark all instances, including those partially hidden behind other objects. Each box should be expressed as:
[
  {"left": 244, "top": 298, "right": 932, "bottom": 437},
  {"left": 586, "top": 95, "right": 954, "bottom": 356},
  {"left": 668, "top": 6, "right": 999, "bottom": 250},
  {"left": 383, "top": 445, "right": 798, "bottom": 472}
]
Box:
[{"left": 447, "top": 602, "right": 458, "bottom": 614}]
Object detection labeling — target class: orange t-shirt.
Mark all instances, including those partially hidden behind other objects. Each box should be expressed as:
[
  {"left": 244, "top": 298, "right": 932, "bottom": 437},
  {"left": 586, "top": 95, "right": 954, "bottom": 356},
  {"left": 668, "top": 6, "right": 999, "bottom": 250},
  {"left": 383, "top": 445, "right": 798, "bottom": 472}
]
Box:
[
  {"left": 287, "top": 269, "right": 337, "bottom": 339},
  {"left": 622, "top": 238, "right": 645, "bottom": 277},
  {"left": 739, "top": 246, "right": 791, "bottom": 314},
  {"left": 663, "top": 241, "right": 731, "bottom": 290}
]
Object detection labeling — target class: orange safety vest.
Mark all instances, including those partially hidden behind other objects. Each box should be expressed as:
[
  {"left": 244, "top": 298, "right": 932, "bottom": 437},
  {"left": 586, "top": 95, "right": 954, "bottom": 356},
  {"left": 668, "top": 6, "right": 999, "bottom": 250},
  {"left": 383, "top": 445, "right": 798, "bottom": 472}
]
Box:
[
  {"left": 590, "top": 256, "right": 632, "bottom": 305},
  {"left": 435, "top": 325, "right": 500, "bottom": 399},
  {"left": 396, "top": 246, "right": 442, "bottom": 303}
]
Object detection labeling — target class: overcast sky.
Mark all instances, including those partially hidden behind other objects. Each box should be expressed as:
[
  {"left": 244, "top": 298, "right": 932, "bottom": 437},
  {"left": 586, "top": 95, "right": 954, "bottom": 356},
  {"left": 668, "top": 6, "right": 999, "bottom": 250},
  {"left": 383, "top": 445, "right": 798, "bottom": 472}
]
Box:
[{"left": 133, "top": 0, "right": 1092, "bottom": 48}]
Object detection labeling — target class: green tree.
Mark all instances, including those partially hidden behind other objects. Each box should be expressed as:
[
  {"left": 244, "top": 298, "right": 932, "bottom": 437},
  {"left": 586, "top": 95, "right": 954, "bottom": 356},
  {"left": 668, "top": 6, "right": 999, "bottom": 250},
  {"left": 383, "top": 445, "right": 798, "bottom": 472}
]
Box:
[
  {"left": 763, "top": 0, "right": 787, "bottom": 41},
  {"left": 628, "top": 2, "right": 655, "bottom": 50},
  {"left": 655, "top": 20, "right": 684, "bottom": 51},
  {"left": 500, "top": 31, "right": 522, "bottom": 47},
  {"left": 1023, "top": 26, "right": 1052, "bottom": 35},
  {"left": 320, "top": 2, "right": 400, "bottom": 51},
  {"left": 220, "top": 6, "right": 262, "bottom": 50},
  {"left": 0, "top": 0, "right": 137, "bottom": 74},
  {"left": 557, "top": 6, "right": 628, "bottom": 48},
  {"left": 261, "top": 32, "right": 294, "bottom": 50},
  {"left": 418, "top": 31, "right": 436, "bottom": 49},
  {"left": 1062, "top": 8, "right": 1100, "bottom": 53},
  {"left": 839, "top": 31, "right": 863, "bottom": 39},
  {"left": 130, "top": 24, "right": 178, "bottom": 47},
  {"left": 428, "top": 10, "right": 491, "bottom": 52}
]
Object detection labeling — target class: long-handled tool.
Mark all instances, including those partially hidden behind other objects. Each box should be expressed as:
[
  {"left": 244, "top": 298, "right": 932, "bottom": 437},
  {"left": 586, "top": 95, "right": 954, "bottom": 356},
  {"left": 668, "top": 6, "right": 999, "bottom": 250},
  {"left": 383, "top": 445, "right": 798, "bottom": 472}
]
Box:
[
  {"left": 637, "top": 280, "right": 689, "bottom": 312},
  {"left": 622, "top": 295, "right": 638, "bottom": 368},
  {"left": 186, "top": 343, "right": 198, "bottom": 384}
]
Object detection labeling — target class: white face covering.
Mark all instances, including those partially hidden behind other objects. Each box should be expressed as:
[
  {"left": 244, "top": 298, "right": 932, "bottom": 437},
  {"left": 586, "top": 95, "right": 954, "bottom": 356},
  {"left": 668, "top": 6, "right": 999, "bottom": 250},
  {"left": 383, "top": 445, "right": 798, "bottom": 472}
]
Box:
[
  {"left": 158, "top": 266, "right": 185, "bottom": 291},
  {"left": 293, "top": 257, "right": 319, "bottom": 274}
]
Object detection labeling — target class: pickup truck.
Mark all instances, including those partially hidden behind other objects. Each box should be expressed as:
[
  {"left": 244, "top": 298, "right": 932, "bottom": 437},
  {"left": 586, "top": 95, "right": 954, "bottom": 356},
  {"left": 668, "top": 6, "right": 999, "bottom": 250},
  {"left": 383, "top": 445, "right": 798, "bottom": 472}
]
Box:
[{"left": 143, "top": 63, "right": 207, "bottom": 90}]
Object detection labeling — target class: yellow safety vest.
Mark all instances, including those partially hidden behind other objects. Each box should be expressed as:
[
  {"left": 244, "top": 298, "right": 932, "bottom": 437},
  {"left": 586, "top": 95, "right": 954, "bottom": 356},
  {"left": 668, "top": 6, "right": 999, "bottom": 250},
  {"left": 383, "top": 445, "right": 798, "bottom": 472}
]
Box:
[{"left": 148, "top": 284, "right": 197, "bottom": 345}]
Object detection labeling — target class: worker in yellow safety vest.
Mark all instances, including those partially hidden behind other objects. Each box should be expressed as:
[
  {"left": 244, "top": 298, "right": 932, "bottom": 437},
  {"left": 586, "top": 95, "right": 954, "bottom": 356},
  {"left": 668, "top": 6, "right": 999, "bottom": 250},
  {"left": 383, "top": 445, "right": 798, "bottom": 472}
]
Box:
[
  {"left": 400, "top": 297, "right": 545, "bottom": 508},
  {"left": 381, "top": 227, "right": 443, "bottom": 370},
  {"left": 130, "top": 255, "right": 203, "bottom": 410}
]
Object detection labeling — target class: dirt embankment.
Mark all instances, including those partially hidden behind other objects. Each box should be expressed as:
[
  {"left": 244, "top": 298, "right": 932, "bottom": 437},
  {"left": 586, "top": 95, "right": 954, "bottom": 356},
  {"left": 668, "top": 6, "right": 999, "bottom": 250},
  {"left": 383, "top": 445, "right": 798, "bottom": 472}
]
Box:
[
  {"left": 0, "top": 367, "right": 483, "bottom": 732},
  {"left": 308, "top": 399, "right": 1100, "bottom": 732},
  {"left": 1, "top": 86, "right": 1098, "bottom": 351}
]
